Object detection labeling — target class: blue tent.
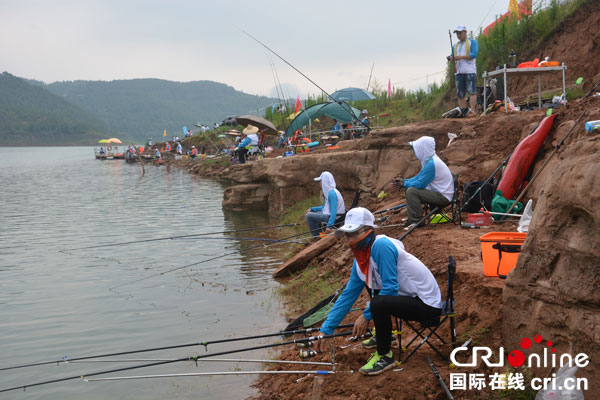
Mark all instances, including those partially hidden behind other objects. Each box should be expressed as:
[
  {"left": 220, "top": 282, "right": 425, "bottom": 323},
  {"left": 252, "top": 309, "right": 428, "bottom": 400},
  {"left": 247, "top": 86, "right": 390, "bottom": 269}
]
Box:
[{"left": 285, "top": 102, "right": 361, "bottom": 137}]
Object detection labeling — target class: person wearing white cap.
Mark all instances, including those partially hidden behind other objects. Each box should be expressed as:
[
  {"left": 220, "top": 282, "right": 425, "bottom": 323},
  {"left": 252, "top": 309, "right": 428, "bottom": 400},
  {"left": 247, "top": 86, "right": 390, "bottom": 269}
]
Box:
[
  {"left": 305, "top": 171, "right": 346, "bottom": 237},
  {"left": 394, "top": 136, "right": 454, "bottom": 230},
  {"left": 316, "top": 207, "right": 442, "bottom": 375},
  {"left": 447, "top": 25, "right": 478, "bottom": 117}
]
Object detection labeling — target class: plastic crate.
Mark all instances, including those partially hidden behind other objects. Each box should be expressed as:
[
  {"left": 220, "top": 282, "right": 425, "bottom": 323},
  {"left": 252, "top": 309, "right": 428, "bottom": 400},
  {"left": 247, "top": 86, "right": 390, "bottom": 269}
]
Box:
[{"left": 480, "top": 232, "right": 527, "bottom": 278}]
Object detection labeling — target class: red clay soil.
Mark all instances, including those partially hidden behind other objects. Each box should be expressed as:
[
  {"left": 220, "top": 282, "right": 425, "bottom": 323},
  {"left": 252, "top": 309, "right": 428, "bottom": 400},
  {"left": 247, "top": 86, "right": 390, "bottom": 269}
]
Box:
[{"left": 247, "top": 96, "right": 600, "bottom": 400}]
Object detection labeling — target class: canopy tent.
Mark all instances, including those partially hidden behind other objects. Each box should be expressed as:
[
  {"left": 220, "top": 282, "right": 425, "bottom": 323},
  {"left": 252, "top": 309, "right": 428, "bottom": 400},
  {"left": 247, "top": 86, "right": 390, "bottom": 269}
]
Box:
[
  {"left": 331, "top": 87, "right": 375, "bottom": 102},
  {"left": 285, "top": 102, "right": 361, "bottom": 137}
]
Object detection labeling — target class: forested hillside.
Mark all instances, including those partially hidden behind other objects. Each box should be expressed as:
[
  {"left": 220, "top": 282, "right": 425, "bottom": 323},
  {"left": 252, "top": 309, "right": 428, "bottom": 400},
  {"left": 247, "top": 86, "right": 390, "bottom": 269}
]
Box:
[
  {"left": 0, "top": 72, "right": 107, "bottom": 146},
  {"left": 45, "top": 79, "right": 275, "bottom": 141}
]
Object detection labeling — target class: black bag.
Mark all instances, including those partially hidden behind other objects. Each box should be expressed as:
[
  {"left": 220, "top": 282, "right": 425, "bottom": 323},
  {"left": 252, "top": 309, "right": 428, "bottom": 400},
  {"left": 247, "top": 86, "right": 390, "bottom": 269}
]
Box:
[{"left": 462, "top": 180, "right": 494, "bottom": 212}]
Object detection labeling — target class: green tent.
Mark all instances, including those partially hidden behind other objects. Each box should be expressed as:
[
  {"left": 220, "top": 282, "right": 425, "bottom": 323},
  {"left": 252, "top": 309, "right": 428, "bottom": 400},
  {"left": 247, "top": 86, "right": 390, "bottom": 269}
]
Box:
[{"left": 285, "top": 102, "right": 361, "bottom": 137}]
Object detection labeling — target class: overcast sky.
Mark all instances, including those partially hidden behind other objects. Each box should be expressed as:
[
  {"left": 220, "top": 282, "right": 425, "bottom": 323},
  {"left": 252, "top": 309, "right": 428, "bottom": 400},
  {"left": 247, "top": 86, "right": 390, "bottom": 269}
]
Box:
[{"left": 1, "top": 0, "right": 521, "bottom": 98}]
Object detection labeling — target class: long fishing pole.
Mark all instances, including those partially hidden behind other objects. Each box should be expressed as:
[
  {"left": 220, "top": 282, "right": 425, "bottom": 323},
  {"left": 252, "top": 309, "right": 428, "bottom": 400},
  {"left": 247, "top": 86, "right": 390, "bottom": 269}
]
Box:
[
  {"left": 174, "top": 236, "right": 303, "bottom": 244},
  {"left": 62, "top": 223, "right": 301, "bottom": 252},
  {"left": 85, "top": 370, "right": 345, "bottom": 382},
  {"left": 109, "top": 228, "right": 314, "bottom": 290},
  {"left": 0, "top": 330, "right": 354, "bottom": 394},
  {"left": 241, "top": 29, "right": 369, "bottom": 132},
  {"left": 1, "top": 324, "right": 353, "bottom": 372},
  {"left": 68, "top": 358, "right": 335, "bottom": 366}
]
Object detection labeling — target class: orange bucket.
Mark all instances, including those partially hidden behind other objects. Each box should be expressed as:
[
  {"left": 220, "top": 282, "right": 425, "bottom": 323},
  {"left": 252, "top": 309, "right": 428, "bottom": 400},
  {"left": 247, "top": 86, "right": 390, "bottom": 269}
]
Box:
[{"left": 480, "top": 232, "right": 526, "bottom": 278}]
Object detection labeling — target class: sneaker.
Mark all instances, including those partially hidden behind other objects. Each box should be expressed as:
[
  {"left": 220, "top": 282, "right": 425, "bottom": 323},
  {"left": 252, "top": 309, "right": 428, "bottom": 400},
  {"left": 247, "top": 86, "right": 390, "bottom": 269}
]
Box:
[
  {"left": 359, "top": 351, "right": 396, "bottom": 375},
  {"left": 362, "top": 334, "right": 398, "bottom": 349}
]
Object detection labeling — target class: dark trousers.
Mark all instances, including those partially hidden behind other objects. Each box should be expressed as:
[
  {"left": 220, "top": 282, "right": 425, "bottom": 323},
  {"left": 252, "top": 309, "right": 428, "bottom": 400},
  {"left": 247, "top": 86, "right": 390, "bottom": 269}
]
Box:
[
  {"left": 235, "top": 148, "right": 247, "bottom": 164},
  {"left": 370, "top": 295, "right": 441, "bottom": 355},
  {"left": 406, "top": 187, "right": 450, "bottom": 224}
]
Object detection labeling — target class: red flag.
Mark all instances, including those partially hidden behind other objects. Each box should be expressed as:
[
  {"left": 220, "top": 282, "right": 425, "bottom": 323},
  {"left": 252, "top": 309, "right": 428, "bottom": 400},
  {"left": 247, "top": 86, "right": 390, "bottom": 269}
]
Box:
[
  {"left": 388, "top": 79, "right": 392, "bottom": 99},
  {"left": 294, "top": 96, "right": 302, "bottom": 114}
]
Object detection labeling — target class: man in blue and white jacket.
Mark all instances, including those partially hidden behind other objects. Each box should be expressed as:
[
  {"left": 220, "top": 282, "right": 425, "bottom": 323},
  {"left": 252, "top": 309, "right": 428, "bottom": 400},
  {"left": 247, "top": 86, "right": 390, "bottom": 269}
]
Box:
[
  {"left": 448, "top": 25, "right": 478, "bottom": 117},
  {"left": 305, "top": 171, "right": 346, "bottom": 237},
  {"left": 395, "top": 136, "right": 454, "bottom": 230},
  {"left": 316, "top": 207, "right": 442, "bottom": 375}
]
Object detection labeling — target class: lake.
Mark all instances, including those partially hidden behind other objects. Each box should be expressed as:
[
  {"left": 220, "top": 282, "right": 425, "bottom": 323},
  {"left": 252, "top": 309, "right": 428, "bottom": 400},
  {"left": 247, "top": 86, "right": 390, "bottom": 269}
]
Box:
[{"left": 0, "top": 147, "right": 293, "bottom": 399}]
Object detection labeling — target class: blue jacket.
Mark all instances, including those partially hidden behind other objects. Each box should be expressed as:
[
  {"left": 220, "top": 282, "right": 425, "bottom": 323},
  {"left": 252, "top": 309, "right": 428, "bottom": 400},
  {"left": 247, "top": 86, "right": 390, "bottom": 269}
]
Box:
[
  {"left": 450, "top": 38, "right": 478, "bottom": 60},
  {"left": 310, "top": 189, "right": 339, "bottom": 228},
  {"left": 237, "top": 137, "right": 251, "bottom": 148},
  {"left": 320, "top": 237, "right": 400, "bottom": 335},
  {"left": 403, "top": 157, "right": 435, "bottom": 189}
]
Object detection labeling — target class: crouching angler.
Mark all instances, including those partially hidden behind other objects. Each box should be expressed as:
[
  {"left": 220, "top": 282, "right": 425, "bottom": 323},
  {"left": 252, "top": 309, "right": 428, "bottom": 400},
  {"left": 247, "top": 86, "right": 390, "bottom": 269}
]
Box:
[{"left": 316, "top": 207, "right": 442, "bottom": 375}]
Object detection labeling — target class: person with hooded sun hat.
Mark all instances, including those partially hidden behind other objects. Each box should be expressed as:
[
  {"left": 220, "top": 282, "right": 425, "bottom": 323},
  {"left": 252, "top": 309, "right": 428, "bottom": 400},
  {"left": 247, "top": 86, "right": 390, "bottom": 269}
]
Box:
[
  {"left": 394, "top": 136, "right": 454, "bottom": 230},
  {"left": 305, "top": 171, "right": 346, "bottom": 238},
  {"left": 234, "top": 124, "right": 259, "bottom": 164},
  {"left": 316, "top": 207, "right": 442, "bottom": 375}
]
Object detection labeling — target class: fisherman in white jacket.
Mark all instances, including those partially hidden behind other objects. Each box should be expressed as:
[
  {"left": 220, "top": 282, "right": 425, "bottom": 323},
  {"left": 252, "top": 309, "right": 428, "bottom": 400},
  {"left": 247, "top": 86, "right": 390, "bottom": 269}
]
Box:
[{"left": 395, "top": 136, "right": 454, "bottom": 230}]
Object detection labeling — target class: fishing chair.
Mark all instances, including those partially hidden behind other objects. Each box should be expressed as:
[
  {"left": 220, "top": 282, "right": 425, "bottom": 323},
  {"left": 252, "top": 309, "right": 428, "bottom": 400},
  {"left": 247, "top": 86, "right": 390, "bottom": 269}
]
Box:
[
  {"left": 319, "top": 189, "right": 361, "bottom": 232},
  {"left": 393, "top": 256, "right": 457, "bottom": 364},
  {"left": 423, "top": 173, "right": 461, "bottom": 225}
]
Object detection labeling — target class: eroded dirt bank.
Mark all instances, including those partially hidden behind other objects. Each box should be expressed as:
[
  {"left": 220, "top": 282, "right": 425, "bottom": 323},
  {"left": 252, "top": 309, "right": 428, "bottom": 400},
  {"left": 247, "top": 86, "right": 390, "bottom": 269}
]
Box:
[{"left": 205, "top": 97, "right": 600, "bottom": 399}]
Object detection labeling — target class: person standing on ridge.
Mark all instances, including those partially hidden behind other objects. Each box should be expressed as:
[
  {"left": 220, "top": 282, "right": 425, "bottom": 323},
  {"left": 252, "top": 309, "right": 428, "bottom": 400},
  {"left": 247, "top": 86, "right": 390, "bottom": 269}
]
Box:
[
  {"left": 448, "top": 25, "right": 478, "bottom": 117},
  {"left": 305, "top": 171, "right": 346, "bottom": 238},
  {"left": 316, "top": 207, "right": 442, "bottom": 375}
]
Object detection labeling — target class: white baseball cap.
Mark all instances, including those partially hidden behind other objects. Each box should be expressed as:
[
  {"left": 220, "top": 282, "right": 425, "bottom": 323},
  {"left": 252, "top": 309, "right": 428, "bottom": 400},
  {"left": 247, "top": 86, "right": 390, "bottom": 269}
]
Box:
[
  {"left": 454, "top": 25, "right": 467, "bottom": 32},
  {"left": 337, "top": 207, "right": 377, "bottom": 233}
]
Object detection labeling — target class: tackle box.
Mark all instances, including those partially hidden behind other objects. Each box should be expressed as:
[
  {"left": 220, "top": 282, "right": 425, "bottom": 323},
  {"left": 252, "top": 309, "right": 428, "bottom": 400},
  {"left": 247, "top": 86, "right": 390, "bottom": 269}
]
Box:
[{"left": 480, "top": 232, "right": 527, "bottom": 278}]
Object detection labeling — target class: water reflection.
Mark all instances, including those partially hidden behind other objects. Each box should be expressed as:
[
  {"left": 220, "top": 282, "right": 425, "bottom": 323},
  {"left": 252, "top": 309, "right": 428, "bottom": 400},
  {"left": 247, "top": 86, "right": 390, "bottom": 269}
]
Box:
[{"left": 0, "top": 147, "right": 289, "bottom": 400}]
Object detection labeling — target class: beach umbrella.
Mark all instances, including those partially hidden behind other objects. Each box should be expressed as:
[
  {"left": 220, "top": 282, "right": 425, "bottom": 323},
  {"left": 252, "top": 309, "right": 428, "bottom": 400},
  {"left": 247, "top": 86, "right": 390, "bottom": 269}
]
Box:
[
  {"left": 107, "top": 138, "right": 122, "bottom": 144},
  {"left": 235, "top": 115, "right": 278, "bottom": 135},
  {"left": 330, "top": 87, "right": 376, "bottom": 102},
  {"left": 98, "top": 139, "right": 110, "bottom": 143}
]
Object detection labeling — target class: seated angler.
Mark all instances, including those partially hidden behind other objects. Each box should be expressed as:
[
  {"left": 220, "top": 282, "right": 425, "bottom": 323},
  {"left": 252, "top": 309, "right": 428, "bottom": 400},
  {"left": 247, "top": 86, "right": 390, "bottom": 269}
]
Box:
[
  {"left": 305, "top": 171, "right": 346, "bottom": 238},
  {"left": 394, "top": 136, "right": 454, "bottom": 230}
]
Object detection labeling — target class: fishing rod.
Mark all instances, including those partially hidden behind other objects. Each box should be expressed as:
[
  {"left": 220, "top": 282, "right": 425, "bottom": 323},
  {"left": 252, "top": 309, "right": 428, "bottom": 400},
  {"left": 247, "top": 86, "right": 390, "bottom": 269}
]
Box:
[
  {"left": 0, "top": 330, "right": 354, "bottom": 394},
  {"left": 174, "top": 236, "right": 303, "bottom": 244},
  {"left": 85, "top": 370, "right": 346, "bottom": 382},
  {"left": 62, "top": 223, "right": 301, "bottom": 252},
  {"left": 1, "top": 324, "right": 353, "bottom": 372},
  {"left": 241, "top": 29, "right": 369, "bottom": 132},
  {"left": 109, "top": 228, "right": 315, "bottom": 290},
  {"left": 426, "top": 356, "right": 454, "bottom": 400},
  {"left": 373, "top": 204, "right": 406, "bottom": 215},
  {"left": 68, "top": 358, "right": 335, "bottom": 366}
]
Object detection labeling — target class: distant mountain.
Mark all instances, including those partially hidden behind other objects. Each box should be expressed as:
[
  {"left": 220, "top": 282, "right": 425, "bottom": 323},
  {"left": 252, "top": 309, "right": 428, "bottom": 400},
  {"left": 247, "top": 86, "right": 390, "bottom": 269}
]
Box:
[
  {"left": 45, "top": 79, "right": 276, "bottom": 142},
  {"left": 0, "top": 72, "right": 107, "bottom": 146}
]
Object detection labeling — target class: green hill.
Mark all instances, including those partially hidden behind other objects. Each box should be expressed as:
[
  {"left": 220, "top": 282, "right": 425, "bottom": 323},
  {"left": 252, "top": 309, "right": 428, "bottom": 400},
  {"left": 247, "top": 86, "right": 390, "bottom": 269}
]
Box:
[
  {"left": 0, "top": 72, "right": 107, "bottom": 146},
  {"left": 45, "top": 79, "right": 276, "bottom": 142}
]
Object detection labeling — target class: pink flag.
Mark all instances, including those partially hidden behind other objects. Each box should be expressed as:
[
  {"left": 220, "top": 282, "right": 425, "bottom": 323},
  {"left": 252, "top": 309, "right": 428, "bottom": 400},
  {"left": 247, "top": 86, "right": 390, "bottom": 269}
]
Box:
[{"left": 388, "top": 79, "right": 392, "bottom": 99}]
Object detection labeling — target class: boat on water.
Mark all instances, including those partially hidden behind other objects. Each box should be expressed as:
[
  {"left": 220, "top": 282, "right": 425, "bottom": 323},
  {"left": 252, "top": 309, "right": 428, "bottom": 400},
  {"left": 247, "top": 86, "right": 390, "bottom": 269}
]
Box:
[{"left": 94, "top": 146, "right": 125, "bottom": 160}]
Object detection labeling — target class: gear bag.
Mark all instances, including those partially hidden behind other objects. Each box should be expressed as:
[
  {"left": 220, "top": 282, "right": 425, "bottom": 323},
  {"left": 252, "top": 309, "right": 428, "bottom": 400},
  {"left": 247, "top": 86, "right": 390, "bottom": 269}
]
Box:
[{"left": 462, "top": 180, "right": 494, "bottom": 212}]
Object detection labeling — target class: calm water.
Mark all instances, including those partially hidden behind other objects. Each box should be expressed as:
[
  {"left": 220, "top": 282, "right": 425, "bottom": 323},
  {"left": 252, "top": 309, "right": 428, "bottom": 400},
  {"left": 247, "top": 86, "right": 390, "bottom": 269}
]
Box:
[{"left": 0, "top": 147, "right": 292, "bottom": 399}]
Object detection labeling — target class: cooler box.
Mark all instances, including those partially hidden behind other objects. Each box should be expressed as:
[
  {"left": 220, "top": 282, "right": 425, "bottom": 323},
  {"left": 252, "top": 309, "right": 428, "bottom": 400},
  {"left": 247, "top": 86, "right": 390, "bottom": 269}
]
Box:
[
  {"left": 480, "top": 232, "right": 527, "bottom": 278},
  {"left": 468, "top": 213, "right": 493, "bottom": 226}
]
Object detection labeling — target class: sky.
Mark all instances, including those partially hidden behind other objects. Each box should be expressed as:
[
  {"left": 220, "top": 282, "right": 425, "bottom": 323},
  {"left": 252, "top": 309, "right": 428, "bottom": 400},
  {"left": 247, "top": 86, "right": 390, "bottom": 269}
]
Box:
[{"left": 0, "top": 0, "right": 521, "bottom": 99}]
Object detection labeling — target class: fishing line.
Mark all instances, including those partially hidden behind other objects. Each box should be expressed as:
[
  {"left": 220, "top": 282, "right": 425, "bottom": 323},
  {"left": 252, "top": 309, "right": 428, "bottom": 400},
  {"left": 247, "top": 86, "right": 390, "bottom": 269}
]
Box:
[
  {"left": 61, "top": 223, "right": 301, "bottom": 252},
  {"left": 0, "top": 324, "right": 353, "bottom": 372},
  {"left": 173, "top": 236, "right": 303, "bottom": 244},
  {"left": 0, "top": 330, "right": 354, "bottom": 393},
  {"left": 241, "top": 29, "right": 369, "bottom": 131},
  {"left": 109, "top": 228, "right": 313, "bottom": 290}
]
